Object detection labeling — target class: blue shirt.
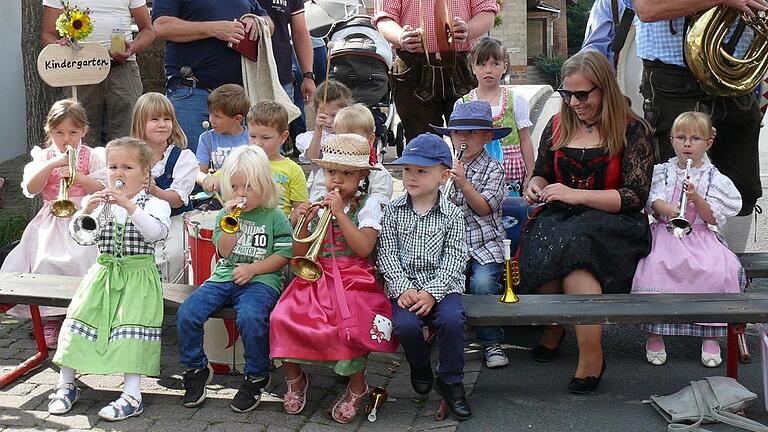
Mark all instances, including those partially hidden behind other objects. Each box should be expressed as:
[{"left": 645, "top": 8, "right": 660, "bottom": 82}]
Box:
[
  {"left": 581, "top": 0, "right": 628, "bottom": 64},
  {"left": 152, "top": 0, "right": 267, "bottom": 89},
  {"left": 195, "top": 129, "right": 249, "bottom": 170}
]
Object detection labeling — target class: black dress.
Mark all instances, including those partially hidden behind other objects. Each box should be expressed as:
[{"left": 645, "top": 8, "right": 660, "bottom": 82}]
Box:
[{"left": 518, "top": 116, "right": 654, "bottom": 294}]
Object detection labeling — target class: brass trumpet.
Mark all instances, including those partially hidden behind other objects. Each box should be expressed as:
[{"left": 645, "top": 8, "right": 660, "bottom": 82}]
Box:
[
  {"left": 291, "top": 201, "right": 333, "bottom": 281},
  {"left": 365, "top": 386, "right": 388, "bottom": 422},
  {"left": 50, "top": 145, "right": 78, "bottom": 218},
  {"left": 220, "top": 198, "right": 245, "bottom": 234},
  {"left": 666, "top": 158, "right": 693, "bottom": 238},
  {"left": 500, "top": 239, "right": 519, "bottom": 303}
]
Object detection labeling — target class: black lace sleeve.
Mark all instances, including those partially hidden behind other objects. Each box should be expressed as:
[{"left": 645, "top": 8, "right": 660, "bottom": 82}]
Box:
[
  {"left": 619, "top": 119, "right": 654, "bottom": 212},
  {"left": 532, "top": 117, "right": 556, "bottom": 183}
]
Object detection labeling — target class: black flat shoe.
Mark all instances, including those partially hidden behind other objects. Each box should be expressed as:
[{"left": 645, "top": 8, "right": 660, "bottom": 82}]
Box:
[
  {"left": 567, "top": 360, "right": 606, "bottom": 395},
  {"left": 436, "top": 377, "right": 472, "bottom": 421},
  {"left": 410, "top": 366, "right": 433, "bottom": 395},
  {"left": 531, "top": 327, "right": 566, "bottom": 363}
]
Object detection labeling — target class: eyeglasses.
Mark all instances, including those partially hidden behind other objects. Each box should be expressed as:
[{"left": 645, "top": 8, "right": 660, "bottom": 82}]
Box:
[
  {"left": 557, "top": 86, "right": 598, "bottom": 102},
  {"left": 670, "top": 135, "right": 710, "bottom": 145}
]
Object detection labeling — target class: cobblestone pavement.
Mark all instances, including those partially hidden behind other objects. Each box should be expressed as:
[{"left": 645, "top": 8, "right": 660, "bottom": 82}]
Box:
[{"left": 0, "top": 314, "right": 483, "bottom": 432}]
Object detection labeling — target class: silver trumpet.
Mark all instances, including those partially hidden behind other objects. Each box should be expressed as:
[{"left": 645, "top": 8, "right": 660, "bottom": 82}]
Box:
[
  {"left": 667, "top": 158, "right": 693, "bottom": 238},
  {"left": 443, "top": 143, "right": 467, "bottom": 201},
  {"left": 69, "top": 180, "right": 124, "bottom": 245}
]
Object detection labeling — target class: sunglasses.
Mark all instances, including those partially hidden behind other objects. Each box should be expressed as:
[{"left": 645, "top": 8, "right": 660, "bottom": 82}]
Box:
[{"left": 557, "top": 86, "right": 598, "bottom": 102}]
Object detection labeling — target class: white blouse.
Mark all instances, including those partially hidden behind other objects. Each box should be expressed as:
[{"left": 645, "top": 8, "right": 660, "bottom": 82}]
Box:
[
  {"left": 150, "top": 145, "right": 198, "bottom": 205},
  {"left": 78, "top": 191, "right": 171, "bottom": 242},
  {"left": 317, "top": 192, "right": 384, "bottom": 231},
  {"left": 647, "top": 157, "right": 742, "bottom": 229}
]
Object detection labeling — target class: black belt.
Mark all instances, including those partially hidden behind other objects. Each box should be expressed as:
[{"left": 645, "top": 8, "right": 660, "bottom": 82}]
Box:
[
  {"left": 641, "top": 59, "right": 690, "bottom": 73},
  {"left": 168, "top": 76, "right": 212, "bottom": 92}
]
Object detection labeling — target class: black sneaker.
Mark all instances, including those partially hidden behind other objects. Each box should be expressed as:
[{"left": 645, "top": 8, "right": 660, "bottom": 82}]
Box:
[
  {"left": 231, "top": 375, "right": 269, "bottom": 413},
  {"left": 182, "top": 364, "right": 213, "bottom": 407},
  {"left": 436, "top": 377, "right": 472, "bottom": 421}
]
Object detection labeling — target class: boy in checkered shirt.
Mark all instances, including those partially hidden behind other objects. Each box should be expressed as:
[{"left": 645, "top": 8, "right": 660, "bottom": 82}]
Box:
[
  {"left": 377, "top": 133, "right": 471, "bottom": 421},
  {"left": 431, "top": 100, "right": 510, "bottom": 369}
]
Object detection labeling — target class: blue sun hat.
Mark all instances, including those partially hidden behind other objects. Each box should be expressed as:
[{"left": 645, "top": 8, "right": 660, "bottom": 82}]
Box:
[{"left": 430, "top": 100, "right": 513, "bottom": 141}]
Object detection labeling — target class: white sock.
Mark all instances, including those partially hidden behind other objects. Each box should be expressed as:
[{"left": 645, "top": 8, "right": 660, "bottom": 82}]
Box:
[
  {"left": 123, "top": 374, "right": 142, "bottom": 402},
  {"left": 59, "top": 366, "right": 76, "bottom": 386}
]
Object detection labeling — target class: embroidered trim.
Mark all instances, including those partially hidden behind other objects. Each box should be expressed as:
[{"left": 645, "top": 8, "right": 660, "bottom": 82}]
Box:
[{"left": 62, "top": 319, "right": 162, "bottom": 342}]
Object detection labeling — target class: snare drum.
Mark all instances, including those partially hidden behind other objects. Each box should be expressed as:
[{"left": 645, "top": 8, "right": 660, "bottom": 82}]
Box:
[{"left": 183, "top": 210, "right": 245, "bottom": 374}]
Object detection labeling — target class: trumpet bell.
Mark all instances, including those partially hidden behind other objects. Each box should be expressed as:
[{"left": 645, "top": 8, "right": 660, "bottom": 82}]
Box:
[
  {"left": 290, "top": 257, "right": 323, "bottom": 282},
  {"left": 51, "top": 199, "right": 77, "bottom": 218},
  {"left": 666, "top": 217, "right": 692, "bottom": 238},
  {"left": 365, "top": 386, "right": 388, "bottom": 422},
  {"left": 220, "top": 216, "right": 239, "bottom": 234},
  {"left": 69, "top": 213, "right": 100, "bottom": 246}
]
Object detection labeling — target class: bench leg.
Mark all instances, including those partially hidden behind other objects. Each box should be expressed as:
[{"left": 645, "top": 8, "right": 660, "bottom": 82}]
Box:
[
  {"left": 0, "top": 305, "right": 49, "bottom": 389},
  {"left": 726, "top": 323, "right": 743, "bottom": 380}
]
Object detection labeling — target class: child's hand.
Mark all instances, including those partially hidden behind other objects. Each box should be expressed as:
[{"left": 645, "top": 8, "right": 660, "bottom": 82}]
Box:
[
  {"left": 449, "top": 161, "right": 468, "bottom": 190},
  {"left": 232, "top": 263, "right": 256, "bottom": 286},
  {"left": 290, "top": 202, "right": 318, "bottom": 227},
  {"left": 83, "top": 191, "right": 106, "bottom": 214},
  {"left": 322, "top": 189, "right": 345, "bottom": 217},
  {"left": 451, "top": 17, "right": 469, "bottom": 44},
  {"left": 144, "top": 176, "right": 158, "bottom": 196},
  {"left": 224, "top": 197, "right": 246, "bottom": 214},
  {"left": 103, "top": 187, "right": 136, "bottom": 214},
  {"left": 55, "top": 165, "right": 73, "bottom": 180},
  {"left": 315, "top": 112, "right": 333, "bottom": 133},
  {"left": 410, "top": 290, "right": 436, "bottom": 317},
  {"left": 202, "top": 175, "right": 221, "bottom": 193},
  {"left": 50, "top": 152, "right": 70, "bottom": 169},
  {"left": 684, "top": 179, "right": 702, "bottom": 204},
  {"left": 397, "top": 288, "right": 419, "bottom": 309}
]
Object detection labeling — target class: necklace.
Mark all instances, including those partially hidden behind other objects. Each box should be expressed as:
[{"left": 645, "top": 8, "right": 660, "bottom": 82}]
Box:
[{"left": 579, "top": 119, "right": 597, "bottom": 134}]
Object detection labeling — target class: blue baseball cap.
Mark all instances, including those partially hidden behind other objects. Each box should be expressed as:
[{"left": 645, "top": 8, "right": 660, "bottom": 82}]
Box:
[{"left": 393, "top": 133, "right": 453, "bottom": 168}]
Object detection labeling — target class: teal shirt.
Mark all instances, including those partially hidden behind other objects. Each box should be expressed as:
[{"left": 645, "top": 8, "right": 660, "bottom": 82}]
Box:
[{"left": 209, "top": 207, "right": 293, "bottom": 292}]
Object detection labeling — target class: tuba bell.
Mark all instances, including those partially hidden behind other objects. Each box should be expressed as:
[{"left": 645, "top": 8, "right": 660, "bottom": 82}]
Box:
[
  {"left": 685, "top": 6, "right": 768, "bottom": 96},
  {"left": 50, "top": 145, "right": 78, "bottom": 218}
]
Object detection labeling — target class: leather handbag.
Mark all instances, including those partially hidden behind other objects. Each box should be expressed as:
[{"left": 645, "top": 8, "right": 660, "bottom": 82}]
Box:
[{"left": 648, "top": 376, "right": 768, "bottom": 432}]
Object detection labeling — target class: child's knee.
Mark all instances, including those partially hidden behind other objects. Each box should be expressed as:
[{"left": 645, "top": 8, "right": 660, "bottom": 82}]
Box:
[
  {"left": 235, "top": 309, "right": 269, "bottom": 337},
  {"left": 177, "top": 302, "right": 205, "bottom": 329},
  {"left": 393, "top": 315, "right": 423, "bottom": 340}
]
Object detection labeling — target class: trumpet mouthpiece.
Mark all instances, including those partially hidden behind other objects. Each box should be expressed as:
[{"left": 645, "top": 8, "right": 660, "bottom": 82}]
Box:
[
  {"left": 202, "top": 120, "right": 210, "bottom": 129},
  {"left": 114, "top": 179, "right": 125, "bottom": 189}
]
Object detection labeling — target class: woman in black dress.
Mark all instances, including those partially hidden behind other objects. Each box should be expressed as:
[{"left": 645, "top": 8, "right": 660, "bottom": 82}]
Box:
[{"left": 519, "top": 51, "right": 653, "bottom": 394}]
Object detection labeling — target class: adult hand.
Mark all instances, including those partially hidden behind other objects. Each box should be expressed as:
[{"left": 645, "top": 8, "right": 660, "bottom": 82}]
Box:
[
  {"left": 451, "top": 17, "right": 469, "bottom": 44},
  {"left": 399, "top": 25, "right": 423, "bottom": 53},
  {"left": 524, "top": 180, "right": 544, "bottom": 203},
  {"left": 723, "top": 0, "right": 768, "bottom": 16},
  {"left": 202, "top": 175, "right": 221, "bottom": 194},
  {"left": 302, "top": 79, "right": 316, "bottom": 105},
  {"left": 212, "top": 20, "right": 246, "bottom": 45},
  {"left": 109, "top": 39, "right": 133, "bottom": 62},
  {"left": 397, "top": 288, "right": 419, "bottom": 309},
  {"left": 409, "top": 290, "right": 436, "bottom": 317},
  {"left": 539, "top": 183, "right": 582, "bottom": 206},
  {"left": 241, "top": 16, "right": 263, "bottom": 41}
]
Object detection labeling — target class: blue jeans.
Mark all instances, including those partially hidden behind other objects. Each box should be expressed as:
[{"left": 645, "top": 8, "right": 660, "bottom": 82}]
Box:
[
  {"left": 177, "top": 280, "right": 279, "bottom": 378},
  {"left": 289, "top": 53, "right": 306, "bottom": 146},
  {"left": 391, "top": 293, "right": 466, "bottom": 384},
  {"left": 167, "top": 85, "right": 210, "bottom": 154},
  {"left": 466, "top": 259, "right": 504, "bottom": 345}
]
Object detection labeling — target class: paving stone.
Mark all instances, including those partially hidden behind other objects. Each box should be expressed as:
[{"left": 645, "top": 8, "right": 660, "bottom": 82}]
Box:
[
  {"left": 140, "top": 403, "right": 197, "bottom": 420},
  {"left": 297, "top": 422, "right": 347, "bottom": 432},
  {"left": 145, "top": 418, "right": 209, "bottom": 432},
  {"left": 190, "top": 403, "right": 249, "bottom": 423},
  {"left": 92, "top": 416, "right": 154, "bottom": 432},
  {"left": 412, "top": 414, "right": 459, "bottom": 431},
  {"left": 0, "top": 409, "right": 50, "bottom": 427},
  {"left": 204, "top": 422, "right": 268, "bottom": 432},
  {"left": 247, "top": 410, "right": 305, "bottom": 429},
  {"left": 43, "top": 413, "right": 101, "bottom": 430},
  {"left": 26, "top": 370, "right": 62, "bottom": 385},
  {"left": 2, "top": 382, "right": 39, "bottom": 396},
  {"left": 75, "top": 375, "right": 126, "bottom": 390}
]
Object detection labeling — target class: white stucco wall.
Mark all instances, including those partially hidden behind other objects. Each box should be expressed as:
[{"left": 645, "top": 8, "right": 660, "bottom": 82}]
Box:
[{"left": 0, "top": 3, "right": 27, "bottom": 163}]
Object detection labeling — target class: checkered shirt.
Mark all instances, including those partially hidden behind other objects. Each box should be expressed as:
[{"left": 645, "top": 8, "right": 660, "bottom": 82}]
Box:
[
  {"left": 635, "top": 6, "right": 753, "bottom": 67},
  {"left": 377, "top": 192, "right": 468, "bottom": 302},
  {"left": 98, "top": 193, "right": 157, "bottom": 257},
  {"left": 371, "top": 0, "right": 499, "bottom": 53},
  {"left": 453, "top": 150, "right": 506, "bottom": 265}
]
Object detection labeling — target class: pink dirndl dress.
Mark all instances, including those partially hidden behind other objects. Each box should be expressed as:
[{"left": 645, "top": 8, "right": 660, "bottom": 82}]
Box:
[
  {"left": 3, "top": 145, "right": 104, "bottom": 318},
  {"left": 632, "top": 161, "right": 745, "bottom": 336}
]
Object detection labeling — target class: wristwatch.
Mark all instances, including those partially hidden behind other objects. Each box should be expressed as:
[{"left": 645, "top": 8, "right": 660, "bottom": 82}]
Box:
[{"left": 302, "top": 71, "right": 316, "bottom": 82}]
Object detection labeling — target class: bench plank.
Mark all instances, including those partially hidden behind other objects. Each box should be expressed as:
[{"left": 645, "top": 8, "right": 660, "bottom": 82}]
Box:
[{"left": 463, "top": 294, "right": 768, "bottom": 326}]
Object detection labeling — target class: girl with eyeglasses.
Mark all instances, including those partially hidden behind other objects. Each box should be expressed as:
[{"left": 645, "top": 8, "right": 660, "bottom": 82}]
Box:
[
  {"left": 518, "top": 51, "right": 654, "bottom": 394},
  {"left": 631, "top": 111, "right": 745, "bottom": 368}
]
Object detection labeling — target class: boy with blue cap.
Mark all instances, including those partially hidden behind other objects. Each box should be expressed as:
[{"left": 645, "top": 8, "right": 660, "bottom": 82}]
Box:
[
  {"left": 377, "top": 133, "right": 472, "bottom": 420},
  {"left": 432, "top": 100, "right": 510, "bottom": 369}
]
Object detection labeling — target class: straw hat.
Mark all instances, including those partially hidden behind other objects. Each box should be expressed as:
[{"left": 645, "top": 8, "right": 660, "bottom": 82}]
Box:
[{"left": 312, "top": 133, "right": 381, "bottom": 171}]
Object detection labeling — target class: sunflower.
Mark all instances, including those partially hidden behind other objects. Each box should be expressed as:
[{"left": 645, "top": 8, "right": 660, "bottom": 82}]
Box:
[{"left": 54, "top": 1, "right": 94, "bottom": 43}]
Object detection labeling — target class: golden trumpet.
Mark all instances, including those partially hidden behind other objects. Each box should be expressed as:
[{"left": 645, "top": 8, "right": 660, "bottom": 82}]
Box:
[
  {"left": 50, "top": 145, "right": 78, "bottom": 218},
  {"left": 500, "top": 239, "right": 519, "bottom": 303},
  {"left": 220, "top": 199, "right": 245, "bottom": 234},
  {"left": 365, "top": 386, "right": 388, "bottom": 422}
]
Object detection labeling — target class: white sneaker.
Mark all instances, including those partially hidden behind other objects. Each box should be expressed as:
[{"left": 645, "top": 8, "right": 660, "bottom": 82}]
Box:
[{"left": 485, "top": 344, "right": 509, "bottom": 368}]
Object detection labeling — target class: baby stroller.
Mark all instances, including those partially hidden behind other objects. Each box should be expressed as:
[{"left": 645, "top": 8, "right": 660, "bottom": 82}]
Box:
[{"left": 305, "top": 0, "right": 399, "bottom": 159}]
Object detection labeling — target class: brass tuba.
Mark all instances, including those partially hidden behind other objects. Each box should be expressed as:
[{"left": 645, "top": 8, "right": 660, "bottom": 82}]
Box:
[
  {"left": 50, "top": 145, "right": 78, "bottom": 218},
  {"left": 685, "top": 6, "right": 768, "bottom": 96}
]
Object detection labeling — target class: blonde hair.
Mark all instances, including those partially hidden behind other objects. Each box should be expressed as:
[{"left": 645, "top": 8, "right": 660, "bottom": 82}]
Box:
[
  {"left": 44, "top": 99, "right": 89, "bottom": 147},
  {"left": 131, "top": 92, "right": 188, "bottom": 149},
  {"left": 334, "top": 104, "right": 375, "bottom": 136},
  {"left": 554, "top": 51, "right": 646, "bottom": 156},
  {"left": 672, "top": 111, "right": 716, "bottom": 140},
  {"left": 105, "top": 137, "right": 153, "bottom": 184},
  {"left": 207, "top": 84, "right": 250, "bottom": 118},
  {"left": 219, "top": 145, "right": 279, "bottom": 209},
  {"left": 313, "top": 80, "right": 353, "bottom": 110},
  {"left": 247, "top": 100, "right": 289, "bottom": 133}
]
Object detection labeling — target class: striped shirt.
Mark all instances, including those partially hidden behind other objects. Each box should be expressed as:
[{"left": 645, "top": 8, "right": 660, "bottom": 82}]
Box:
[
  {"left": 454, "top": 150, "right": 506, "bottom": 265},
  {"left": 377, "top": 192, "right": 467, "bottom": 302},
  {"left": 371, "top": 0, "right": 499, "bottom": 53}
]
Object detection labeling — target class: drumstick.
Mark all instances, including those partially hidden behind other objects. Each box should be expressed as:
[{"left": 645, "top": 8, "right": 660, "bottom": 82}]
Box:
[{"left": 323, "top": 41, "right": 335, "bottom": 104}]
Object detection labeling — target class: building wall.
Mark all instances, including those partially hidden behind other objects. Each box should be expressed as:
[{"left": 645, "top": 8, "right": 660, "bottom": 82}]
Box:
[
  {"left": 0, "top": 3, "right": 28, "bottom": 164},
  {"left": 552, "top": 0, "right": 568, "bottom": 58},
  {"left": 491, "top": 0, "right": 528, "bottom": 83}
]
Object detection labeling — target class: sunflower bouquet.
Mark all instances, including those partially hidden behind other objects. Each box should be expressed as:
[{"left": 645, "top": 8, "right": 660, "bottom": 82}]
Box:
[{"left": 55, "top": 0, "right": 94, "bottom": 48}]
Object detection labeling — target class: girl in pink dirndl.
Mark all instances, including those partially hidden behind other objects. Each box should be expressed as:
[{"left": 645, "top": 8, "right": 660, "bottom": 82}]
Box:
[
  {"left": 631, "top": 111, "right": 745, "bottom": 368},
  {"left": 2, "top": 99, "right": 105, "bottom": 348},
  {"left": 270, "top": 134, "right": 392, "bottom": 424}
]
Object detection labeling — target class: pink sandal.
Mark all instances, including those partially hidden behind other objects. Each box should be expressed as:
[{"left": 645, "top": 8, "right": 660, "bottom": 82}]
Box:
[
  {"left": 330, "top": 384, "right": 368, "bottom": 424},
  {"left": 283, "top": 373, "right": 309, "bottom": 415}
]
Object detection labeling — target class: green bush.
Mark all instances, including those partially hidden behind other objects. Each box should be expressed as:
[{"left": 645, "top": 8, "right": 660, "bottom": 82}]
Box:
[
  {"left": 534, "top": 55, "right": 566, "bottom": 88},
  {"left": 0, "top": 214, "right": 30, "bottom": 249},
  {"left": 567, "top": 0, "right": 594, "bottom": 56}
]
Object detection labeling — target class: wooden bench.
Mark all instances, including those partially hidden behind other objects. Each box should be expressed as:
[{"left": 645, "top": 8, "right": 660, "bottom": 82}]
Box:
[{"left": 1, "top": 253, "right": 767, "bottom": 388}]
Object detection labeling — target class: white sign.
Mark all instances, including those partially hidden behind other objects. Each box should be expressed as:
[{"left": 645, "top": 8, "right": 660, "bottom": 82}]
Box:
[{"left": 37, "top": 42, "right": 111, "bottom": 87}]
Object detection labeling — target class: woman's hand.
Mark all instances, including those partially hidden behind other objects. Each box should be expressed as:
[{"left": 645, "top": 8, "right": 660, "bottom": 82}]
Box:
[
  {"left": 539, "top": 183, "right": 582, "bottom": 206},
  {"left": 524, "top": 179, "right": 545, "bottom": 203}
]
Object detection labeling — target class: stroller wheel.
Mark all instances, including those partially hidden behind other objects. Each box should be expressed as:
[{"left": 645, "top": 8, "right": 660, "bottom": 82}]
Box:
[{"left": 395, "top": 123, "right": 405, "bottom": 157}]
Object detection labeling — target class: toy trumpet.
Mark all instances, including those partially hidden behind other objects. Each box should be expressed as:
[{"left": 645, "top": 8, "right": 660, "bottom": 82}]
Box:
[
  {"left": 500, "top": 239, "right": 520, "bottom": 303},
  {"left": 365, "top": 386, "right": 388, "bottom": 422}
]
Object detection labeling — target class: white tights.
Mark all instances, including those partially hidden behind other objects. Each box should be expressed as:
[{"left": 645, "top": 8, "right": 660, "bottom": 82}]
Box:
[{"left": 59, "top": 367, "right": 142, "bottom": 401}]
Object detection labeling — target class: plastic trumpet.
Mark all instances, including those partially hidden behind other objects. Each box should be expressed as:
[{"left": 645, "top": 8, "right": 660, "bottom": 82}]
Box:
[
  {"left": 365, "top": 386, "right": 388, "bottom": 422},
  {"left": 500, "top": 239, "right": 520, "bottom": 303},
  {"left": 220, "top": 198, "right": 245, "bottom": 234}
]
